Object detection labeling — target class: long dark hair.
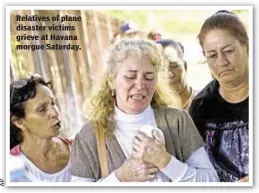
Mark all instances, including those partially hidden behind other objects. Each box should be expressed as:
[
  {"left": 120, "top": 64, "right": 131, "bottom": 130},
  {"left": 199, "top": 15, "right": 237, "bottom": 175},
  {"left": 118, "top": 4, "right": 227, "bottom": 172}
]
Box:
[{"left": 10, "top": 75, "right": 51, "bottom": 149}]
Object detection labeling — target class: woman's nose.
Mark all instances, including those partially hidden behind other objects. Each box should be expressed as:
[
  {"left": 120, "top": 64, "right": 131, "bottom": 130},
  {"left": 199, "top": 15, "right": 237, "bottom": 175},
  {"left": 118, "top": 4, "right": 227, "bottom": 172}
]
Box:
[
  {"left": 217, "top": 52, "right": 229, "bottom": 66},
  {"left": 169, "top": 71, "right": 176, "bottom": 78},
  {"left": 49, "top": 106, "right": 59, "bottom": 118},
  {"left": 134, "top": 76, "right": 145, "bottom": 89}
]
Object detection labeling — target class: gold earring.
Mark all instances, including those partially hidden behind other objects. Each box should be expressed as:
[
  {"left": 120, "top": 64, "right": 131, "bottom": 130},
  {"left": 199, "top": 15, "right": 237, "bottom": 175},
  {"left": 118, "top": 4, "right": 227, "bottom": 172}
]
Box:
[{"left": 112, "top": 90, "right": 115, "bottom": 96}]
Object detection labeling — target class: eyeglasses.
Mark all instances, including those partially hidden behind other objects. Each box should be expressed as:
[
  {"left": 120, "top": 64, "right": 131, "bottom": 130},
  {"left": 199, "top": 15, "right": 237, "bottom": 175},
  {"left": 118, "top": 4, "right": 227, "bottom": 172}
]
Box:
[{"left": 12, "top": 79, "right": 27, "bottom": 89}]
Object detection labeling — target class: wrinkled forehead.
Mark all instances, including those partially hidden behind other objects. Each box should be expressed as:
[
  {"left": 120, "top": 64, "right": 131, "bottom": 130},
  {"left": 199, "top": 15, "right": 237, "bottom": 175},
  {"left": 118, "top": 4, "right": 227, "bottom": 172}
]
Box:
[
  {"left": 118, "top": 52, "right": 156, "bottom": 72},
  {"left": 25, "top": 84, "right": 54, "bottom": 107},
  {"left": 34, "top": 84, "right": 54, "bottom": 98},
  {"left": 203, "top": 29, "right": 239, "bottom": 51}
]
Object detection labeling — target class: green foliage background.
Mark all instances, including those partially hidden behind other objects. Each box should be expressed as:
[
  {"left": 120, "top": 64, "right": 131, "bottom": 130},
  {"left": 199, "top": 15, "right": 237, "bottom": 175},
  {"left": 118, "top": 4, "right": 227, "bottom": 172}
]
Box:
[{"left": 103, "top": 10, "right": 248, "bottom": 35}]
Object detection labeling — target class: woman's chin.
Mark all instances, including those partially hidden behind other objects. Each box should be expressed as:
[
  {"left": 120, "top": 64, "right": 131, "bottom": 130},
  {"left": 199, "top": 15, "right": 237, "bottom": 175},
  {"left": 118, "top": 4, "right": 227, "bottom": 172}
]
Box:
[
  {"left": 218, "top": 74, "right": 239, "bottom": 85},
  {"left": 51, "top": 128, "right": 61, "bottom": 137},
  {"left": 128, "top": 105, "right": 149, "bottom": 114}
]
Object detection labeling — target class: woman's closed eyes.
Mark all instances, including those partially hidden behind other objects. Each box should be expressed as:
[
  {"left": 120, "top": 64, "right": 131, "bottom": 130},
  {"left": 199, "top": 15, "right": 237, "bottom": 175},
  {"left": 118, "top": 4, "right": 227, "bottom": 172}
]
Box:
[
  {"left": 124, "top": 73, "right": 155, "bottom": 81},
  {"left": 36, "top": 98, "right": 56, "bottom": 113}
]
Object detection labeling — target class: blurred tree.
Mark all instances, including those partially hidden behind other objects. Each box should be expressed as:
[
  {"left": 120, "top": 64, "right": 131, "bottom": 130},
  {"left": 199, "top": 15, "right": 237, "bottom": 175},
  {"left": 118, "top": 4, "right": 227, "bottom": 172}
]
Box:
[{"left": 103, "top": 10, "right": 248, "bottom": 35}]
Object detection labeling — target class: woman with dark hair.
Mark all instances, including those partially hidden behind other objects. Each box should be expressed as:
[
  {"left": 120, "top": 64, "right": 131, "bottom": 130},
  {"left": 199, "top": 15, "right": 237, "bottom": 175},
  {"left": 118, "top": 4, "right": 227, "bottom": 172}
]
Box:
[
  {"left": 10, "top": 74, "right": 72, "bottom": 182},
  {"left": 189, "top": 10, "right": 249, "bottom": 182},
  {"left": 156, "top": 39, "right": 198, "bottom": 110}
]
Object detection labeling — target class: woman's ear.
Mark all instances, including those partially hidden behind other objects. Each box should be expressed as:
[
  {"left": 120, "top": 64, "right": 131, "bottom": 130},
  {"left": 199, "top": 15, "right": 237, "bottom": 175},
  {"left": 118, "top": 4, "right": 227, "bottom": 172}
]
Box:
[{"left": 11, "top": 116, "right": 26, "bottom": 131}]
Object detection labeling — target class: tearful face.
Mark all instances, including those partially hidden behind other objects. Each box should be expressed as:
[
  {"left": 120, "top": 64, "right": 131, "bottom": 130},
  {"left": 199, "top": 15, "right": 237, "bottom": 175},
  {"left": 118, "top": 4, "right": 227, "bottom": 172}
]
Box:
[{"left": 113, "top": 53, "right": 157, "bottom": 114}]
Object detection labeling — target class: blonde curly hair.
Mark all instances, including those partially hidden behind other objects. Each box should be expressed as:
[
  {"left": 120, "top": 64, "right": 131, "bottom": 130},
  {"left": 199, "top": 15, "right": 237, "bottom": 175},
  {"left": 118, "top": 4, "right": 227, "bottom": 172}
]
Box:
[{"left": 83, "top": 39, "right": 179, "bottom": 138}]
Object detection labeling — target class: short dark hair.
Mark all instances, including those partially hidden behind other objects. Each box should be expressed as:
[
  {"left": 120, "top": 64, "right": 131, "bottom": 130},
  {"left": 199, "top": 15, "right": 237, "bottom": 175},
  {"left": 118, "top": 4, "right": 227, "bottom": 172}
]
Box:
[{"left": 10, "top": 75, "right": 51, "bottom": 149}]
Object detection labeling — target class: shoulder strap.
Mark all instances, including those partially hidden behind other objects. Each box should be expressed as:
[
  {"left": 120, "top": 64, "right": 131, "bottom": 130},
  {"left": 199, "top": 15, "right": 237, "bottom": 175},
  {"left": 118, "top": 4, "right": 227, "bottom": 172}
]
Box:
[{"left": 96, "top": 128, "right": 109, "bottom": 177}]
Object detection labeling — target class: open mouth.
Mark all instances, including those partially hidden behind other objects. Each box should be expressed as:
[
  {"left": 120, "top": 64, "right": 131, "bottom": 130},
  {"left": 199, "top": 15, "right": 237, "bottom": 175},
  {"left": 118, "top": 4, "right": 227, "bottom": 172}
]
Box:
[
  {"left": 130, "top": 94, "right": 146, "bottom": 100},
  {"left": 52, "top": 121, "right": 61, "bottom": 129}
]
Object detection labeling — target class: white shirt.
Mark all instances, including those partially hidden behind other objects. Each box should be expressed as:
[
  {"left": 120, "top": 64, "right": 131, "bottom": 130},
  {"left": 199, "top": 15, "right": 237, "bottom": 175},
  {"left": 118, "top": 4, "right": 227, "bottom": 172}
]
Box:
[
  {"left": 72, "top": 105, "right": 219, "bottom": 182},
  {"left": 114, "top": 105, "right": 168, "bottom": 182},
  {"left": 10, "top": 150, "right": 72, "bottom": 182}
]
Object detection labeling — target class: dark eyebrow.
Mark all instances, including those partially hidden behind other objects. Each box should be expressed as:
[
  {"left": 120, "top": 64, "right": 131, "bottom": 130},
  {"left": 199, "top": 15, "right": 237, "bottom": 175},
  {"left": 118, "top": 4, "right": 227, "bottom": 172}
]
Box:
[
  {"left": 207, "top": 44, "right": 233, "bottom": 53},
  {"left": 37, "top": 96, "right": 55, "bottom": 107},
  {"left": 169, "top": 61, "right": 179, "bottom": 65},
  {"left": 222, "top": 44, "right": 233, "bottom": 50},
  {"left": 206, "top": 50, "right": 216, "bottom": 53},
  {"left": 36, "top": 101, "right": 47, "bottom": 110},
  {"left": 169, "top": 61, "right": 182, "bottom": 67}
]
